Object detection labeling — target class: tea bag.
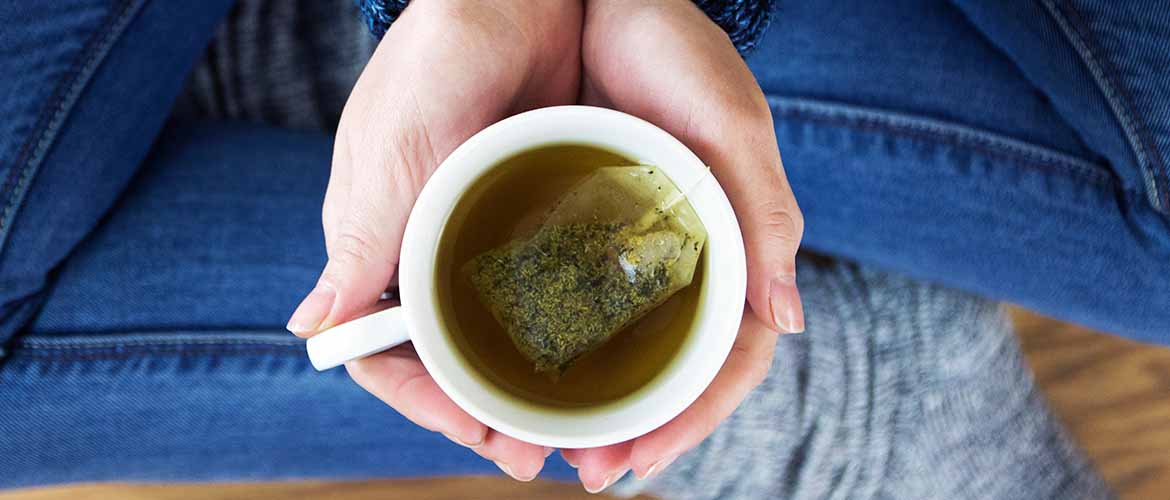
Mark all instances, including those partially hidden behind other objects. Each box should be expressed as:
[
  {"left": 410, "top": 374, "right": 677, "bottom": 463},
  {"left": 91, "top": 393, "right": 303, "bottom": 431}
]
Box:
[{"left": 463, "top": 166, "right": 707, "bottom": 378}]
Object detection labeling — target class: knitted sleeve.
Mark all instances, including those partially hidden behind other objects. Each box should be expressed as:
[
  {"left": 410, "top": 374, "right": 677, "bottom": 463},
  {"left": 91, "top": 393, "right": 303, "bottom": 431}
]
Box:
[{"left": 356, "top": 0, "right": 775, "bottom": 55}]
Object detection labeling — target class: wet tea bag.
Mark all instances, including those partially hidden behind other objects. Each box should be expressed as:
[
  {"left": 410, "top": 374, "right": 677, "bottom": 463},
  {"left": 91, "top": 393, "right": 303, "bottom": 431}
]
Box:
[{"left": 463, "top": 166, "right": 707, "bottom": 378}]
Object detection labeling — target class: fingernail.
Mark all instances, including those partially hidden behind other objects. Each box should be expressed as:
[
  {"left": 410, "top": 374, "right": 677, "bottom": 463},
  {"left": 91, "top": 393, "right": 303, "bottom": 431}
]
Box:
[
  {"left": 286, "top": 282, "right": 335, "bottom": 334},
  {"left": 496, "top": 461, "right": 535, "bottom": 482},
  {"left": 443, "top": 432, "right": 483, "bottom": 449},
  {"left": 768, "top": 276, "right": 804, "bottom": 333},
  {"left": 641, "top": 454, "right": 679, "bottom": 479},
  {"left": 586, "top": 469, "right": 627, "bottom": 494},
  {"left": 562, "top": 451, "right": 579, "bottom": 469},
  {"left": 544, "top": 447, "right": 555, "bottom": 458}
]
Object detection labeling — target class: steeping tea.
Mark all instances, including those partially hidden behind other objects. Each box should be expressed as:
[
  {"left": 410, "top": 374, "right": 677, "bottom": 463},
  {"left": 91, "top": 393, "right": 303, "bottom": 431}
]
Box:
[
  {"left": 463, "top": 167, "right": 706, "bottom": 378},
  {"left": 435, "top": 144, "right": 706, "bottom": 408}
]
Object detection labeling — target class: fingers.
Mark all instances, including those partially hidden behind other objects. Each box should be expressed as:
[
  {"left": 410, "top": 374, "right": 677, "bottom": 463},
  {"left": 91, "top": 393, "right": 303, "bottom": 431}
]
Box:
[
  {"left": 474, "top": 430, "right": 552, "bottom": 482},
  {"left": 345, "top": 345, "right": 488, "bottom": 448},
  {"left": 289, "top": 0, "right": 582, "bottom": 338},
  {"left": 581, "top": 0, "right": 805, "bottom": 334},
  {"left": 564, "top": 441, "right": 633, "bottom": 493},
  {"left": 721, "top": 149, "right": 805, "bottom": 334},
  {"left": 286, "top": 114, "right": 413, "bottom": 338},
  {"left": 655, "top": 36, "right": 804, "bottom": 335},
  {"left": 349, "top": 347, "right": 552, "bottom": 482},
  {"left": 670, "top": 105, "right": 806, "bottom": 335},
  {"left": 628, "top": 312, "right": 777, "bottom": 478},
  {"left": 678, "top": 95, "right": 804, "bottom": 334},
  {"left": 288, "top": 0, "right": 585, "bottom": 486},
  {"left": 321, "top": 129, "right": 353, "bottom": 245},
  {"left": 286, "top": 208, "right": 405, "bottom": 336}
]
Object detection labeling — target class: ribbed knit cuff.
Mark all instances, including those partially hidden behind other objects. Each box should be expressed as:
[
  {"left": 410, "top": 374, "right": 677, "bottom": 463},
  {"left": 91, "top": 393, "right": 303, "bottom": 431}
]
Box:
[{"left": 355, "top": 0, "right": 775, "bottom": 55}]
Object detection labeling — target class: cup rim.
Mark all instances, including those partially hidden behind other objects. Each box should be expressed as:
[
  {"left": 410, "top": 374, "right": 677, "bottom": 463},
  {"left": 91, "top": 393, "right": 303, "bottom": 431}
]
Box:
[{"left": 399, "top": 105, "right": 747, "bottom": 448}]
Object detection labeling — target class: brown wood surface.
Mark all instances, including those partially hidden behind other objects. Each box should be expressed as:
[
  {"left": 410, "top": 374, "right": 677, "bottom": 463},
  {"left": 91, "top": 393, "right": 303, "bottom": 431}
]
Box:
[
  {"left": 1014, "top": 309, "right": 1170, "bottom": 500},
  {"left": 0, "top": 478, "right": 645, "bottom": 500},
  {"left": 2, "top": 310, "right": 1166, "bottom": 499}
]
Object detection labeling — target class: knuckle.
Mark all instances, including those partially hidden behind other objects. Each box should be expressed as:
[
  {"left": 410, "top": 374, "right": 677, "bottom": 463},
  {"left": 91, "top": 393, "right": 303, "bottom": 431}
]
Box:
[
  {"left": 757, "top": 201, "right": 804, "bottom": 247},
  {"left": 330, "top": 225, "right": 382, "bottom": 268},
  {"left": 734, "top": 92, "right": 773, "bottom": 127},
  {"left": 388, "top": 371, "right": 424, "bottom": 409},
  {"left": 690, "top": 392, "right": 722, "bottom": 437},
  {"left": 732, "top": 341, "right": 774, "bottom": 389},
  {"left": 385, "top": 129, "right": 433, "bottom": 192},
  {"left": 705, "top": 76, "right": 771, "bottom": 127},
  {"left": 747, "top": 351, "right": 773, "bottom": 388},
  {"left": 699, "top": 413, "right": 722, "bottom": 440}
]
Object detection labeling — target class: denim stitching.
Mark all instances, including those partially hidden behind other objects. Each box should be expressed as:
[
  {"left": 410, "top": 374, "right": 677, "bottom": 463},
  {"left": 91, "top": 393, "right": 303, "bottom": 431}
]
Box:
[
  {"left": 0, "top": 0, "right": 146, "bottom": 253},
  {"left": 20, "top": 340, "right": 303, "bottom": 350},
  {"left": 11, "top": 347, "right": 307, "bottom": 362},
  {"left": 9, "top": 333, "right": 307, "bottom": 361},
  {"left": 1041, "top": 0, "right": 1169, "bottom": 214},
  {"left": 15, "top": 332, "right": 304, "bottom": 350},
  {"left": 767, "top": 95, "right": 1117, "bottom": 188}
]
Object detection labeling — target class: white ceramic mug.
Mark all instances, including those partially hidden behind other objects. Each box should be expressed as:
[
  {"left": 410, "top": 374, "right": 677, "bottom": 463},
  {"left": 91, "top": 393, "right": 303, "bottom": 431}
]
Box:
[{"left": 306, "top": 105, "right": 746, "bottom": 449}]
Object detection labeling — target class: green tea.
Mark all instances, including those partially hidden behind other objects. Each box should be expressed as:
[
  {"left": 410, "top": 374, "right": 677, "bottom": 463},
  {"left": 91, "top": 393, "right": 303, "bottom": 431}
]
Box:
[
  {"left": 435, "top": 144, "right": 704, "bottom": 409},
  {"left": 463, "top": 166, "right": 706, "bottom": 378}
]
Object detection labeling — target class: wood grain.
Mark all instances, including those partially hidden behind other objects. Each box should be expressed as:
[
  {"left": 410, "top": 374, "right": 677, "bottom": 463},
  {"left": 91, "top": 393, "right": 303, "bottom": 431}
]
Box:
[
  {"left": 1013, "top": 308, "right": 1170, "bottom": 500},
  {"left": 3, "top": 310, "right": 1165, "bottom": 499},
  {"left": 0, "top": 478, "right": 652, "bottom": 500}
]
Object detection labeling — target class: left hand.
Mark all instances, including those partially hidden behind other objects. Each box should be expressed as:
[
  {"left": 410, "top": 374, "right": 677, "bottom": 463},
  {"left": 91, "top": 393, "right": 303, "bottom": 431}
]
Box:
[
  {"left": 560, "top": 0, "right": 805, "bottom": 492},
  {"left": 287, "top": 0, "right": 583, "bottom": 482}
]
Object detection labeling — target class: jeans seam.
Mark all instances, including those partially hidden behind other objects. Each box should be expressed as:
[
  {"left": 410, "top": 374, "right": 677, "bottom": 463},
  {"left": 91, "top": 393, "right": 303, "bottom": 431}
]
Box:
[
  {"left": 767, "top": 95, "right": 1118, "bottom": 189},
  {"left": 8, "top": 332, "right": 306, "bottom": 361},
  {"left": 20, "top": 340, "right": 302, "bottom": 349},
  {"left": 9, "top": 348, "right": 306, "bottom": 362},
  {"left": 0, "top": 0, "right": 147, "bottom": 255},
  {"left": 1041, "top": 0, "right": 1170, "bottom": 215}
]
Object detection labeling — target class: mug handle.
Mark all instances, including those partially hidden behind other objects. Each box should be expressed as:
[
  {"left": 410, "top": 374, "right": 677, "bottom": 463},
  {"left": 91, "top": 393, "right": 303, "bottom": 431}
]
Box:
[{"left": 305, "top": 307, "right": 410, "bottom": 371}]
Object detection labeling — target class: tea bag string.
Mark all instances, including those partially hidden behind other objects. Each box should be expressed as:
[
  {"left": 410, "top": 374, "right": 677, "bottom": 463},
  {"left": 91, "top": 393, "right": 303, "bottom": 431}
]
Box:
[{"left": 630, "top": 166, "right": 713, "bottom": 233}]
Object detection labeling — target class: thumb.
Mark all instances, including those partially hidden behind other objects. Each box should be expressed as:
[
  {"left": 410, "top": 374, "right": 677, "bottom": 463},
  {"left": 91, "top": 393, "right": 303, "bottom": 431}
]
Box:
[
  {"left": 696, "top": 121, "right": 805, "bottom": 334},
  {"left": 286, "top": 130, "right": 421, "bottom": 338},
  {"left": 653, "top": 113, "right": 806, "bottom": 333},
  {"left": 734, "top": 153, "right": 805, "bottom": 334},
  {"left": 286, "top": 209, "right": 408, "bottom": 338}
]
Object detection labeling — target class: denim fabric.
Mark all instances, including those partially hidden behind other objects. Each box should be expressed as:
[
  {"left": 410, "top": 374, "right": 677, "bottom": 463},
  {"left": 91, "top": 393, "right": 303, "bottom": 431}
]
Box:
[
  {"left": 0, "top": 0, "right": 1157, "bottom": 494},
  {"left": 1048, "top": 0, "right": 1170, "bottom": 213},
  {"left": 1, "top": 123, "right": 576, "bottom": 488},
  {"left": 0, "top": 0, "right": 235, "bottom": 349},
  {"left": 2, "top": 124, "right": 1113, "bottom": 496},
  {"left": 2, "top": 124, "right": 1110, "bottom": 497},
  {"left": 281, "top": 0, "right": 1169, "bottom": 340},
  {"left": 746, "top": 0, "right": 1170, "bottom": 342},
  {"left": 949, "top": 0, "right": 1170, "bottom": 215}
]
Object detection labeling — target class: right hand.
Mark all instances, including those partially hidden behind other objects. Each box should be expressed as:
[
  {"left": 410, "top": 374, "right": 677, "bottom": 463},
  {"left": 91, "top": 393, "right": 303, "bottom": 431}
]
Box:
[{"left": 285, "top": 0, "right": 582, "bottom": 481}]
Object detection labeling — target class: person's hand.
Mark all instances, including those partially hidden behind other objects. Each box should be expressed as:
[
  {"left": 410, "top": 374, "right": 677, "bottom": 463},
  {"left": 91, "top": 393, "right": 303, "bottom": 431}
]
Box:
[
  {"left": 559, "top": 0, "right": 805, "bottom": 491},
  {"left": 285, "top": 0, "right": 582, "bottom": 481}
]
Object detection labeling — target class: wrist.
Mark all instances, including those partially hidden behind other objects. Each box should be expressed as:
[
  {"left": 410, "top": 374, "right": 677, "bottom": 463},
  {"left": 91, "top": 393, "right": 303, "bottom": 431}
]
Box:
[{"left": 414, "top": 0, "right": 581, "bottom": 58}]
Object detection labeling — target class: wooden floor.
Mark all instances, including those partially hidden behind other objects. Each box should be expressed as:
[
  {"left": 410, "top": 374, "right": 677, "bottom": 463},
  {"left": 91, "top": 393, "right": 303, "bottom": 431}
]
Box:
[
  {"left": 3, "top": 309, "right": 1167, "bottom": 499},
  {"left": 0, "top": 478, "right": 647, "bottom": 500},
  {"left": 1014, "top": 309, "right": 1170, "bottom": 499}
]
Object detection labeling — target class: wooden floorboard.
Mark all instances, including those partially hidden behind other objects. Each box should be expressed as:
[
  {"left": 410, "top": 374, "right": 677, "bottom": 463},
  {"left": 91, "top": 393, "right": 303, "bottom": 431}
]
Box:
[
  {"left": 3, "top": 309, "right": 1166, "bottom": 499},
  {"left": 0, "top": 478, "right": 640, "bottom": 500},
  {"left": 1014, "top": 308, "right": 1170, "bottom": 499}
]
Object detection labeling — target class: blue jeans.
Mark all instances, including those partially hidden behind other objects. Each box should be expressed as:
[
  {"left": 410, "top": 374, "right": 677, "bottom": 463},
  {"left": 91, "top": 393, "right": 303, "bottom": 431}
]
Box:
[
  {"left": 747, "top": 0, "right": 1170, "bottom": 342},
  {"left": 0, "top": 124, "right": 1111, "bottom": 499},
  {"left": 0, "top": 0, "right": 1159, "bottom": 494}
]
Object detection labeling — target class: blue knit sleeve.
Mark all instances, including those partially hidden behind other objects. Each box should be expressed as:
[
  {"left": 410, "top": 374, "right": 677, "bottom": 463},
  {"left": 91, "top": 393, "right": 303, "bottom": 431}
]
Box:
[{"left": 356, "top": 0, "right": 775, "bottom": 55}]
